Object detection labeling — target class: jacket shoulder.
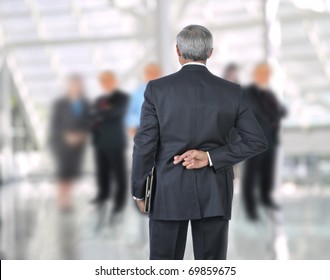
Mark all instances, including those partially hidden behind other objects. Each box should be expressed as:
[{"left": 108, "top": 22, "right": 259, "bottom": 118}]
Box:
[
  {"left": 208, "top": 73, "right": 242, "bottom": 100},
  {"left": 211, "top": 73, "right": 241, "bottom": 90},
  {"left": 116, "top": 89, "right": 129, "bottom": 97},
  {"left": 53, "top": 97, "right": 67, "bottom": 110},
  {"left": 93, "top": 95, "right": 104, "bottom": 106},
  {"left": 148, "top": 71, "right": 181, "bottom": 88}
]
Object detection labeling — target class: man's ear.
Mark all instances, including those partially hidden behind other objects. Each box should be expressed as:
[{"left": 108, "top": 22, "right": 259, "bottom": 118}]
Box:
[
  {"left": 207, "top": 48, "right": 214, "bottom": 59},
  {"left": 176, "top": 45, "right": 182, "bottom": 57}
]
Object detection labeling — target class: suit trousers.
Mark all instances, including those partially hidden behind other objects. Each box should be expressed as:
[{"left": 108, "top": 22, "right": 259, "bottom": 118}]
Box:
[
  {"left": 242, "top": 146, "right": 277, "bottom": 217},
  {"left": 149, "top": 216, "right": 229, "bottom": 260},
  {"left": 94, "top": 148, "right": 127, "bottom": 212}
]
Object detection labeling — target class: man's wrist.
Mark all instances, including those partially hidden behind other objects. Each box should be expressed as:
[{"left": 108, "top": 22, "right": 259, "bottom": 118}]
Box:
[{"left": 133, "top": 196, "right": 144, "bottom": 201}]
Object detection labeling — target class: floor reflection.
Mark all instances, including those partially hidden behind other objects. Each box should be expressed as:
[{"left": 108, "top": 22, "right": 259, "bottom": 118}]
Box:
[{"left": 0, "top": 176, "right": 329, "bottom": 260}]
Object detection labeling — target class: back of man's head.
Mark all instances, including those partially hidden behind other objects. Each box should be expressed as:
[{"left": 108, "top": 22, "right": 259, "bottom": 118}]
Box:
[{"left": 176, "top": 25, "right": 213, "bottom": 62}]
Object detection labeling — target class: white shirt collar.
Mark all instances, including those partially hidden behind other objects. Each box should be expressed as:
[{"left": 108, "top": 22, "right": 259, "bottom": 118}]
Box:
[{"left": 183, "top": 62, "right": 207, "bottom": 67}]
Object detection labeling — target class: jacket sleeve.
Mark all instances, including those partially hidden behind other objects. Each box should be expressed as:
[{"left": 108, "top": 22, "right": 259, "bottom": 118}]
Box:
[
  {"left": 131, "top": 82, "right": 159, "bottom": 198},
  {"left": 208, "top": 90, "right": 268, "bottom": 173},
  {"left": 102, "top": 94, "right": 129, "bottom": 120},
  {"left": 49, "top": 100, "right": 62, "bottom": 152}
]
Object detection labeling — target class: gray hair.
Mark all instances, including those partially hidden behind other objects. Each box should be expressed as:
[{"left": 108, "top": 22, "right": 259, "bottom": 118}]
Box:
[{"left": 176, "top": 25, "right": 213, "bottom": 61}]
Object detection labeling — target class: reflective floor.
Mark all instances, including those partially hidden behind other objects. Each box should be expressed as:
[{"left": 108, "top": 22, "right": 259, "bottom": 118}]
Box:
[{"left": 0, "top": 176, "right": 329, "bottom": 260}]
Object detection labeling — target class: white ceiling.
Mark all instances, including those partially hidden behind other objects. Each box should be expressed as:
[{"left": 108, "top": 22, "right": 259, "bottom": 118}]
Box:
[{"left": 0, "top": 0, "right": 330, "bottom": 128}]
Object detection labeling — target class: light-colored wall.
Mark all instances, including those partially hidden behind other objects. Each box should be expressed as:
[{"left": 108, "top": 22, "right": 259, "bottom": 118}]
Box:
[{"left": 282, "top": 127, "right": 330, "bottom": 156}]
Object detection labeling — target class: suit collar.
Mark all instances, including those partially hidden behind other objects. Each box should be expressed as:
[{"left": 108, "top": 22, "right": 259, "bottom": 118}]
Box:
[
  {"left": 180, "top": 63, "right": 208, "bottom": 72},
  {"left": 183, "top": 62, "right": 206, "bottom": 67}
]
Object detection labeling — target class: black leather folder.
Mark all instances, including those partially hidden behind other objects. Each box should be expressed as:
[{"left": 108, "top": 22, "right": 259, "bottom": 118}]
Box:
[{"left": 144, "top": 167, "right": 155, "bottom": 213}]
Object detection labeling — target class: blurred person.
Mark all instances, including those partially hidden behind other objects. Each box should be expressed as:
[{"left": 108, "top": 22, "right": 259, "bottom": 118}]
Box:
[
  {"left": 126, "top": 63, "right": 162, "bottom": 138},
  {"left": 90, "top": 71, "right": 129, "bottom": 220},
  {"left": 223, "top": 63, "right": 239, "bottom": 83},
  {"left": 50, "top": 75, "right": 89, "bottom": 212},
  {"left": 223, "top": 63, "right": 241, "bottom": 145},
  {"left": 131, "top": 25, "right": 267, "bottom": 260},
  {"left": 242, "top": 63, "right": 287, "bottom": 220}
]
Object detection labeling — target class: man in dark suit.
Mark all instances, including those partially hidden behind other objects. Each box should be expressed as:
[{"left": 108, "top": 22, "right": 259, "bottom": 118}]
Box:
[
  {"left": 242, "top": 63, "right": 287, "bottom": 220},
  {"left": 91, "top": 71, "right": 129, "bottom": 217},
  {"left": 131, "top": 25, "right": 268, "bottom": 260}
]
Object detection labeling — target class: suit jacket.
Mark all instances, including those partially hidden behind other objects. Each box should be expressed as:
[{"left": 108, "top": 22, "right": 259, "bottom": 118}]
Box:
[
  {"left": 90, "top": 90, "right": 129, "bottom": 151},
  {"left": 50, "top": 97, "right": 89, "bottom": 156},
  {"left": 132, "top": 64, "right": 268, "bottom": 220},
  {"left": 243, "top": 84, "right": 286, "bottom": 148}
]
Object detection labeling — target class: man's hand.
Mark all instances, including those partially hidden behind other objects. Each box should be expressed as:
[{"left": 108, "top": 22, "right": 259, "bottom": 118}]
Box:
[
  {"left": 136, "top": 200, "right": 146, "bottom": 213},
  {"left": 173, "top": 149, "right": 209, "bottom": 169},
  {"left": 64, "top": 132, "right": 87, "bottom": 146}
]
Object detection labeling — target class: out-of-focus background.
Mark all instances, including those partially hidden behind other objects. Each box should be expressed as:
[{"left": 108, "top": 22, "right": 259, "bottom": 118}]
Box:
[{"left": 0, "top": 0, "right": 330, "bottom": 260}]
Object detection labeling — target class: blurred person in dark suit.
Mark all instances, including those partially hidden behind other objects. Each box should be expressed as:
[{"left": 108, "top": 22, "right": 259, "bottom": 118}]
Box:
[
  {"left": 223, "top": 63, "right": 241, "bottom": 145},
  {"left": 126, "top": 63, "right": 162, "bottom": 138},
  {"left": 242, "top": 63, "right": 287, "bottom": 220},
  {"left": 223, "top": 63, "right": 239, "bottom": 84},
  {"left": 90, "top": 71, "right": 129, "bottom": 219},
  {"left": 50, "top": 75, "right": 89, "bottom": 212},
  {"left": 132, "top": 25, "right": 267, "bottom": 260}
]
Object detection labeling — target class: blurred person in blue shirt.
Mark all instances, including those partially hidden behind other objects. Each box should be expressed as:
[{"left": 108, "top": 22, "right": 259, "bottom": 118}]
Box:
[{"left": 126, "top": 63, "right": 162, "bottom": 137}]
